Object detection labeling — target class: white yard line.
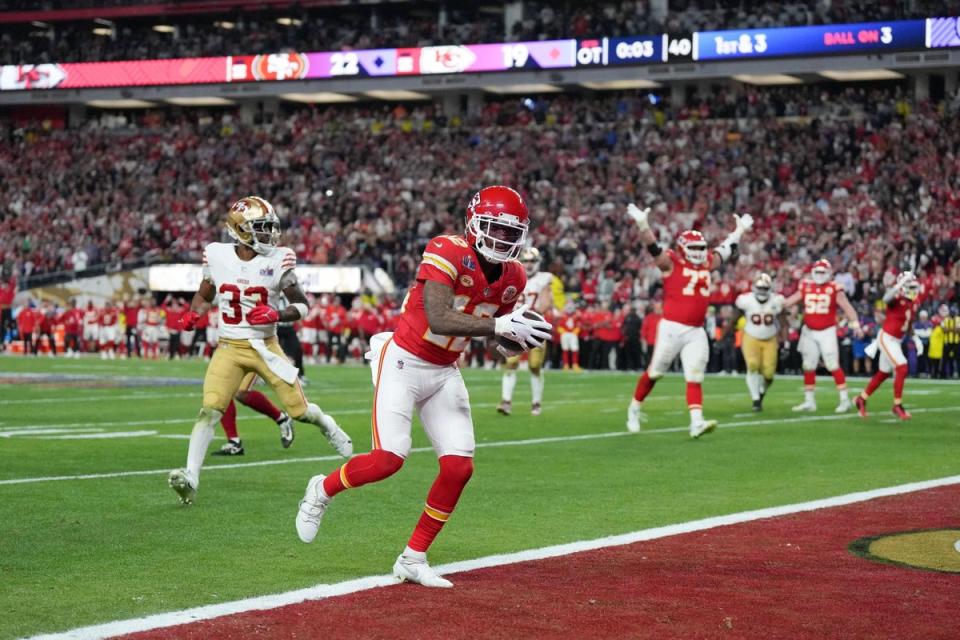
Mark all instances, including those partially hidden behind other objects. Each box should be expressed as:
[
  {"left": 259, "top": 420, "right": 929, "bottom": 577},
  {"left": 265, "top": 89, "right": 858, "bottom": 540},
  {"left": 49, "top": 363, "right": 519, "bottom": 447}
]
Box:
[
  {"left": 24, "top": 473, "right": 960, "bottom": 640},
  {"left": 2, "top": 406, "right": 955, "bottom": 486}
]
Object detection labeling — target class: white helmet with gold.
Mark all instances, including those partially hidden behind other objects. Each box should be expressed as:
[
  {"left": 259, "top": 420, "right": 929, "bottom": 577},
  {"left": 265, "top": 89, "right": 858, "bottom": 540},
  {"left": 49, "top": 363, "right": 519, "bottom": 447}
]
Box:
[
  {"left": 520, "top": 246, "right": 541, "bottom": 277},
  {"left": 225, "top": 196, "right": 281, "bottom": 255},
  {"left": 752, "top": 272, "right": 773, "bottom": 303}
]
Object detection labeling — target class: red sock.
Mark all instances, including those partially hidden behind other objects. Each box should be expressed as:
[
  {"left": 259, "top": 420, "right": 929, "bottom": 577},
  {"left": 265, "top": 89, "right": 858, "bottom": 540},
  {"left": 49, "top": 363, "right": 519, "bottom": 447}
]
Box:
[
  {"left": 803, "top": 370, "right": 816, "bottom": 390},
  {"left": 562, "top": 350, "right": 570, "bottom": 367},
  {"left": 572, "top": 350, "right": 580, "bottom": 367},
  {"left": 322, "top": 449, "right": 404, "bottom": 498},
  {"left": 893, "top": 364, "right": 907, "bottom": 403},
  {"left": 221, "top": 400, "right": 239, "bottom": 440},
  {"left": 238, "top": 390, "right": 281, "bottom": 421},
  {"left": 407, "top": 455, "right": 474, "bottom": 553},
  {"left": 861, "top": 371, "right": 890, "bottom": 398},
  {"left": 831, "top": 368, "right": 846, "bottom": 390},
  {"left": 633, "top": 371, "right": 657, "bottom": 402},
  {"left": 686, "top": 382, "right": 703, "bottom": 409}
]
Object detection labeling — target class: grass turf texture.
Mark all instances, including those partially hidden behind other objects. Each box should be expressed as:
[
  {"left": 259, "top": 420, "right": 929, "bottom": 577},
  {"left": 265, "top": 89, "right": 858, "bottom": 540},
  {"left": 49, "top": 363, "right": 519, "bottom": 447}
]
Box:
[{"left": 1, "top": 355, "right": 958, "bottom": 639}]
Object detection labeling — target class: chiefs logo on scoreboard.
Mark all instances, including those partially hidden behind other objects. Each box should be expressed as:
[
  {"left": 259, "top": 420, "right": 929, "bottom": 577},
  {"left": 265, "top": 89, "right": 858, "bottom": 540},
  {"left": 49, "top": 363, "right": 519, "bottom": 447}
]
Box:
[{"left": 229, "top": 53, "right": 309, "bottom": 82}]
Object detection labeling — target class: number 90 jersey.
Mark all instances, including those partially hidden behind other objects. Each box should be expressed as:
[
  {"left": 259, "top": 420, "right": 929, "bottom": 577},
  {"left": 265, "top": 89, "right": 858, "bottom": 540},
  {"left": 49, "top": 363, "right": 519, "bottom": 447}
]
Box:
[
  {"left": 394, "top": 235, "right": 526, "bottom": 366},
  {"left": 735, "top": 292, "right": 785, "bottom": 340},
  {"left": 202, "top": 242, "right": 296, "bottom": 341},
  {"left": 797, "top": 280, "right": 839, "bottom": 330},
  {"left": 662, "top": 249, "right": 712, "bottom": 327}
]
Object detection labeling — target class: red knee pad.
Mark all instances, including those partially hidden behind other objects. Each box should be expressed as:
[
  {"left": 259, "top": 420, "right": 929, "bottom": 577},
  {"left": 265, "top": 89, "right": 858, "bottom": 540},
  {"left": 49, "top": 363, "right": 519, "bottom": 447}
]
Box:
[{"left": 438, "top": 455, "right": 474, "bottom": 485}]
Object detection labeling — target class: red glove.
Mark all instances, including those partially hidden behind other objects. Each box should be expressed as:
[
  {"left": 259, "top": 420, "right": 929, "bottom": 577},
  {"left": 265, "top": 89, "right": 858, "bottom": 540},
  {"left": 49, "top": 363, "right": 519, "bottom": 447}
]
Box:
[
  {"left": 179, "top": 311, "right": 200, "bottom": 331},
  {"left": 248, "top": 304, "right": 280, "bottom": 325}
]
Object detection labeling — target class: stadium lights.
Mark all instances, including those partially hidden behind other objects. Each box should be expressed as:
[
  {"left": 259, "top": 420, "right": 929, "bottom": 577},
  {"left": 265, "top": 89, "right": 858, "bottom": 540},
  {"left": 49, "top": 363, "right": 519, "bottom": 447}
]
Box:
[
  {"left": 152, "top": 25, "right": 175, "bottom": 33},
  {"left": 165, "top": 97, "right": 235, "bottom": 106},
  {"left": 819, "top": 69, "right": 904, "bottom": 81},
  {"left": 483, "top": 83, "right": 562, "bottom": 94},
  {"left": 215, "top": 21, "right": 235, "bottom": 29},
  {"left": 732, "top": 74, "right": 803, "bottom": 85},
  {"left": 580, "top": 79, "right": 661, "bottom": 90},
  {"left": 276, "top": 17, "right": 303, "bottom": 26},
  {"left": 86, "top": 99, "right": 156, "bottom": 108},
  {"left": 280, "top": 92, "right": 357, "bottom": 103},
  {"left": 92, "top": 27, "right": 113, "bottom": 36},
  {"left": 364, "top": 90, "right": 431, "bottom": 100},
  {"left": 31, "top": 21, "right": 49, "bottom": 28}
]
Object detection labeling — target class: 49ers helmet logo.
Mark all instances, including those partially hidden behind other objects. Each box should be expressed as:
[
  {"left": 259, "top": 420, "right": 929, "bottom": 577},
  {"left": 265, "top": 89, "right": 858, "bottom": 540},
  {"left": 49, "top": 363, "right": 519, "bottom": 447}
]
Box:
[{"left": 251, "top": 53, "right": 309, "bottom": 82}]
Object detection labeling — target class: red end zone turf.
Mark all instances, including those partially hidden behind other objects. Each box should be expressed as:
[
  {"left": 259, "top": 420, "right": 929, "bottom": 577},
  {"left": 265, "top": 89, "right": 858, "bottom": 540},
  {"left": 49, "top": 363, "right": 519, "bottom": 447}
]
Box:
[{"left": 124, "top": 485, "right": 960, "bottom": 640}]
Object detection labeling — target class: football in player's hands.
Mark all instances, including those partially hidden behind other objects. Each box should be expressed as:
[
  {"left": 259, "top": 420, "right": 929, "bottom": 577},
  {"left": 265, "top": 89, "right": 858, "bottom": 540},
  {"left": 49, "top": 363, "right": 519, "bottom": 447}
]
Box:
[
  {"left": 496, "top": 308, "right": 550, "bottom": 353},
  {"left": 248, "top": 304, "right": 279, "bottom": 325}
]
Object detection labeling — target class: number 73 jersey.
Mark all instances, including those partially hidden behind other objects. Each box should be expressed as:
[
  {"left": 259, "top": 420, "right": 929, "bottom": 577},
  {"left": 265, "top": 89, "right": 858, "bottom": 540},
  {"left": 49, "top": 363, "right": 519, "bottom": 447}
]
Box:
[
  {"left": 735, "top": 292, "right": 785, "bottom": 340},
  {"left": 202, "top": 242, "right": 296, "bottom": 341},
  {"left": 662, "top": 249, "right": 712, "bottom": 327}
]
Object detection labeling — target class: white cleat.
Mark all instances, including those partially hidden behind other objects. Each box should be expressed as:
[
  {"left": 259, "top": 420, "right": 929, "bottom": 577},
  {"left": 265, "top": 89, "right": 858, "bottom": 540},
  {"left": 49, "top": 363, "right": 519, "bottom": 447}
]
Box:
[
  {"left": 626, "top": 404, "right": 646, "bottom": 433},
  {"left": 277, "top": 412, "right": 295, "bottom": 448},
  {"left": 320, "top": 414, "right": 353, "bottom": 457},
  {"left": 393, "top": 555, "right": 453, "bottom": 588},
  {"left": 791, "top": 401, "right": 817, "bottom": 412},
  {"left": 834, "top": 398, "right": 852, "bottom": 414},
  {"left": 168, "top": 469, "right": 197, "bottom": 505},
  {"left": 295, "top": 474, "right": 329, "bottom": 543},
  {"left": 690, "top": 420, "right": 718, "bottom": 439}
]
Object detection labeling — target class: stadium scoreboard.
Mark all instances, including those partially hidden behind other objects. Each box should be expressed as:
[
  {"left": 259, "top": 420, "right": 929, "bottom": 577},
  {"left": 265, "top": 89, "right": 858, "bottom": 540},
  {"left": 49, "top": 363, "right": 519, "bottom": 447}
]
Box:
[{"left": 2, "top": 16, "right": 958, "bottom": 91}]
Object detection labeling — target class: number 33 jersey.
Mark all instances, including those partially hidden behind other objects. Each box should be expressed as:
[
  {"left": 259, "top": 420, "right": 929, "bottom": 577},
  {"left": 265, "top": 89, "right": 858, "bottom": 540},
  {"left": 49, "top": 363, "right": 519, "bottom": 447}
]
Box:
[
  {"left": 202, "top": 242, "right": 297, "bottom": 341},
  {"left": 394, "top": 235, "right": 526, "bottom": 366},
  {"left": 735, "top": 292, "right": 785, "bottom": 340}
]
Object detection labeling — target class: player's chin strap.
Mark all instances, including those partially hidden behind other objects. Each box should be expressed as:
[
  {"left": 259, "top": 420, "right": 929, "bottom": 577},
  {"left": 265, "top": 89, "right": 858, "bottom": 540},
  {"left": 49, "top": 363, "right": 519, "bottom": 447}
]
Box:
[{"left": 289, "top": 302, "right": 308, "bottom": 320}]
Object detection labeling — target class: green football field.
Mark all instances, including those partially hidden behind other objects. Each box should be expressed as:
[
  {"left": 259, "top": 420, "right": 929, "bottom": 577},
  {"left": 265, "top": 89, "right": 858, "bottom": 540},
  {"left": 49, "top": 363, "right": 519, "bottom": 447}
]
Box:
[{"left": 1, "top": 355, "right": 958, "bottom": 639}]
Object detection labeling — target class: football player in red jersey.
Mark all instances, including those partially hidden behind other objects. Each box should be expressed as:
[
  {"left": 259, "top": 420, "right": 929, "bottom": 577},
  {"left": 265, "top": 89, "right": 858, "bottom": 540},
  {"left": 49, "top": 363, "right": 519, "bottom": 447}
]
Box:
[
  {"left": 98, "top": 300, "right": 121, "bottom": 360},
  {"left": 782, "top": 259, "right": 862, "bottom": 413},
  {"left": 856, "top": 272, "right": 923, "bottom": 420},
  {"left": 624, "top": 204, "right": 753, "bottom": 438},
  {"left": 295, "top": 186, "right": 552, "bottom": 588}
]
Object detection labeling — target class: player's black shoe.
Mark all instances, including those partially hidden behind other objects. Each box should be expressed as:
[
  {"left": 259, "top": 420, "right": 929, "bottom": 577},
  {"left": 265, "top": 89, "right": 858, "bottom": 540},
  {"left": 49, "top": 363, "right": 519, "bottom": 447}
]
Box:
[{"left": 213, "top": 439, "right": 244, "bottom": 456}]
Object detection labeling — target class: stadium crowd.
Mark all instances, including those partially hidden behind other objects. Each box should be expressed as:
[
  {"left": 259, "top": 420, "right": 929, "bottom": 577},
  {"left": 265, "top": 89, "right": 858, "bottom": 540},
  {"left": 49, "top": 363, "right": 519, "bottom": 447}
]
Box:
[
  {"left": 4, "top": 0, "right": 959, "bottom": 64},
  {"left": 2, "top": 83, "right": 959, "bottom": 377}
]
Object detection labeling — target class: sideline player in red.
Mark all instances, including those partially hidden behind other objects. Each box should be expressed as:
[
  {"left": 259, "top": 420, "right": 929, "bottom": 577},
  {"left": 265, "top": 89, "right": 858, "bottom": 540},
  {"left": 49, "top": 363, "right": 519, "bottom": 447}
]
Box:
[
  {"left": 295, "top": 186, "right": 552, "bottom": 587},
  {"left": 782, "top": 259, "right": 862, "bottom": 413},
  {"left": 624, "top": 204, "right": 753, "bottom": 438},
  {"left": 98, "top": 300, "right": 121, "bottom": 360},
  {"left": 856, "top": 272, "right": 923, "bottom": 420}
]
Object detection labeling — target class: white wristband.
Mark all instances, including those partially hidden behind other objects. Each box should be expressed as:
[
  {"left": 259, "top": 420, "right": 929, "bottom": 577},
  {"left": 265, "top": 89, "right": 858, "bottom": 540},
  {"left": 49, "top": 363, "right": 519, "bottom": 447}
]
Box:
[{"left": 290, "top": 303, "right": 308, "bottom": 320}]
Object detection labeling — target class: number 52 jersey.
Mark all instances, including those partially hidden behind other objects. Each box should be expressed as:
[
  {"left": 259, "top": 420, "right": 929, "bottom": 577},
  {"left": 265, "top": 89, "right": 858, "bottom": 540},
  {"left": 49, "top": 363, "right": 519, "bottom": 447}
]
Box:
[{"left": 202, "top": 242, "right": 297, "bottom": 341}]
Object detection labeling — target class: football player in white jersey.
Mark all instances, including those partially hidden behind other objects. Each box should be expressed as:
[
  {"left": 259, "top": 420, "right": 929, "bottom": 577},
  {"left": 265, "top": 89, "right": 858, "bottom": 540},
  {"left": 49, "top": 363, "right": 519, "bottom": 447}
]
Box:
[
  {"left": 733, "top": 273, "right": 785, "bottom": 411},
  {"left": 168, "top": 196, "right": 353, "bottom": 505},
  {"left": 498, "top": 247, "right": 555, "bottom": 416}
]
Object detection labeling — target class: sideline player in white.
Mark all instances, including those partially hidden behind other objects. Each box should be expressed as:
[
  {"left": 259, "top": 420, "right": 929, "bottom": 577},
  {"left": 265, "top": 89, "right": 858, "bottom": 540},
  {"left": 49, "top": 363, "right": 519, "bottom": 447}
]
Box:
[
  {"left": 294, "top": 186, "right": 552, "bottom": 588},
  {"left": 624, "top": 204, "right": 753, "bottom": 437},
  {"left": 733, "top": 273, "right": 785, "bottom": 411},
  {"left": 782, "top": 259, "right": 862, "bottom": 413},
  {"left": 498, "top": 247, "right": 555, "bottom": 416},
  {"left": 168, "top": 196, "right": 353, "bottom": 505}
]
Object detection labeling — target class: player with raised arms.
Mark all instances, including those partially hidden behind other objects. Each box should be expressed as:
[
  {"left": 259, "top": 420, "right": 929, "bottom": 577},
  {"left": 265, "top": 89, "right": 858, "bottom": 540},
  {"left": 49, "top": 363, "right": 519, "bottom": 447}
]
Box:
[
  {"left": 856, "top": 271, "right": 924, "bottom": 420},
  {"left": 624, "top": 204, "right": 753, "bottom": 437},
  {"left": 782, "top": 259, "right": 862, "bottom": 413},
  {"left": 168, "top": 196, "right": 353, "bottom": 505},
  {"left": 294, "top": 186, "right": 552, "bottom": 588}
]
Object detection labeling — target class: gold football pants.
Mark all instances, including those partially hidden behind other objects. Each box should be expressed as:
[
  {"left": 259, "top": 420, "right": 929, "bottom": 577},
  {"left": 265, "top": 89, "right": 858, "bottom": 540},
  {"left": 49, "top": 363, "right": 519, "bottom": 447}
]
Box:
[
  {"left": 505, "top": 344, "right": 547, "bottom": 371},
  {"left": 741, "top": 334, "right": 778, "bottom": 380},
  {"left": 203, "top": 337, "right": 307, "bottom": 417}
]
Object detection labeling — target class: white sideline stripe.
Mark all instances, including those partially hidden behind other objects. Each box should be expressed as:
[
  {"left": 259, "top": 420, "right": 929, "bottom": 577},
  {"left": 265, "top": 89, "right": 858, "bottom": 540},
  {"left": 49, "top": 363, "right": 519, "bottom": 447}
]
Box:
[
  {"left": 2, "top": 406, "right": 955, "bottom": 487},
  {"left": 25, "top": 474, "right": 960, "bottom": 640}
]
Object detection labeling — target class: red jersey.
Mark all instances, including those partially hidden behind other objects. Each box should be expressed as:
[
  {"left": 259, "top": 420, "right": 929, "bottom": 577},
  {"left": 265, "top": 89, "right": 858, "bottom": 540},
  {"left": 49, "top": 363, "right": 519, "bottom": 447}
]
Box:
[
  {"left": 662, "top": 250, "right": 711, "bottom": 327},
  {"left": 323, "top": 305, "right": 347, "bottom": 335},
  {"left": 394, "top": 234, "right": 526, "bottom": 366},
  {"left": 84, "top": 307, "right": 100, "bottom": 327},
  {"left": 61, "top": 308, "right": 83, "bottom": 334},
  {"left": 557, "top": 310, "right": 581, "bottom": 335},
  {"left": 882, "top": 294, "right": 922, "bottom": 339},
  {"left": 99, "top": 307, "right": 119, "bottom": 327},
  {"left": 798, "top": 280, "right": 840, "bottom": 330},
  {"left": 123, "top": 304, "right": 141, "bottom": 328},
  {"left": 17, "top": 308, "right": 37, "bottom": 333},
  {"left": 141, "top": 308, "right": 162, "bottom": 326}
]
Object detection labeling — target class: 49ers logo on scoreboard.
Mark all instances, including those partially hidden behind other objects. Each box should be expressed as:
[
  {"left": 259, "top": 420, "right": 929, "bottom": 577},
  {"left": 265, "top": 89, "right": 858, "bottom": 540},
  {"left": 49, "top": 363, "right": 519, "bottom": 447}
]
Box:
[{"left": 229, "top": 53, "right": 309, "bottom": 82}]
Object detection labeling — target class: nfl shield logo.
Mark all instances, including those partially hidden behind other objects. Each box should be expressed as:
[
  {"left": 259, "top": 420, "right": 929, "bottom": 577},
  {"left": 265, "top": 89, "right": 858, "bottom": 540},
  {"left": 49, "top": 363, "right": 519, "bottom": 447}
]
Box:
[
  {"left": 461, "top": 255, "right": 476, "bottom": 271},
  {"left": 260, "top": 267, "right": 274, "bottom": 276},
  {"left": 397, "top": 359, "right": 405, "bottom": 370}
]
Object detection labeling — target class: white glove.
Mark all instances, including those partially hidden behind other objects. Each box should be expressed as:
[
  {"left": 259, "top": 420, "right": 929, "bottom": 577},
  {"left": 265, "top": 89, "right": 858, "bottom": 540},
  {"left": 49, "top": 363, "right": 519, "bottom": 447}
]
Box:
[
  {"left": 913, "top": 335, "right": 924, "bottom": 356},
  {"left": 494, "top": 303, "right": 553, "bottom": 350},
  {"left": 895, "top": 271, "right": 915, "bottom": 290},
  {"left": 730, "top": 213, "right": 754, "bottom": 242},
  {"left": 626, "top": 203, "right": 650, "bottom": 232}
]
